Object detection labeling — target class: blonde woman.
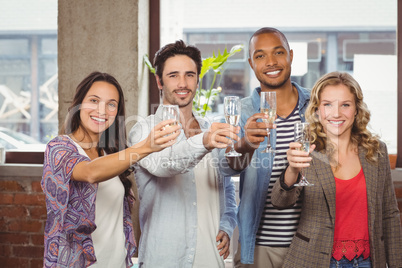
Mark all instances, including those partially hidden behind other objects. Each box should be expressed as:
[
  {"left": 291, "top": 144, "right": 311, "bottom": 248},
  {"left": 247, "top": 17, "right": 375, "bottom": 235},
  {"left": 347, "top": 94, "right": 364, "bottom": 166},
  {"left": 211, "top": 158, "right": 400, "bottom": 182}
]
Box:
[{"left": 271, "top": 71, "right": 402, "bottom": 267}]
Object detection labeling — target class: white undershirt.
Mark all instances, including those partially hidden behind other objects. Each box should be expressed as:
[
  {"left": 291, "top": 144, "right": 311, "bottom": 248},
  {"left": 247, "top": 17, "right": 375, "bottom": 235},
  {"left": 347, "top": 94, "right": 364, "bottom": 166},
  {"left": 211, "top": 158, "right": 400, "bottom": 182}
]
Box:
[
  {"left": 71, "top": 140, "right": 127, "bottom": 268},
  {"left": 193, "top": 153, "right": 224, "bottom": 268}
]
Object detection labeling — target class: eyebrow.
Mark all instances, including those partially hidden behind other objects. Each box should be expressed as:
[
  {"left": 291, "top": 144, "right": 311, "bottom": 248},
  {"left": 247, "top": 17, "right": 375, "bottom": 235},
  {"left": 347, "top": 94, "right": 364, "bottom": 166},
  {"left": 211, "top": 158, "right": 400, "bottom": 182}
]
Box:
[
  {"left": 321, "top": 99, "right": 353, "bottom": 103},
  {"left": 88, "top": 94, "right": 118, "bottom": 102},
  {"left": 166, "top": 71, "right": 197, "bottom": 76},
  {"left": 253, "top": 46, "right": 285, "bottom": 56}
]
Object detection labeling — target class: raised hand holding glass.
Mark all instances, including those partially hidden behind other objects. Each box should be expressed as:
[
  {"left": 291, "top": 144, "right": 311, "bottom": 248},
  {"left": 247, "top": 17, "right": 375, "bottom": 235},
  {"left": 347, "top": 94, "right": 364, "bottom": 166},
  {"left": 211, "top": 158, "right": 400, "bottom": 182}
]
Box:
[
  {"left": 293, "top": 122, "right": 314, "bottom": 186},
  {"left": 260, "top": 91, "right": 277, "bottom": 154},
  {"left": 162, "top": 105, "right": 180, "bottom": 167}
]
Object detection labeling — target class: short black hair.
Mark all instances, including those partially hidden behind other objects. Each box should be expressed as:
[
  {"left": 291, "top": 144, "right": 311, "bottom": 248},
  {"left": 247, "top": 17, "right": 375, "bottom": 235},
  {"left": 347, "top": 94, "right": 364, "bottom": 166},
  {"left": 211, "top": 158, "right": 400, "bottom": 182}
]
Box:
[{"left": 249, "top": 27, "right": 290, "bottom": 57}]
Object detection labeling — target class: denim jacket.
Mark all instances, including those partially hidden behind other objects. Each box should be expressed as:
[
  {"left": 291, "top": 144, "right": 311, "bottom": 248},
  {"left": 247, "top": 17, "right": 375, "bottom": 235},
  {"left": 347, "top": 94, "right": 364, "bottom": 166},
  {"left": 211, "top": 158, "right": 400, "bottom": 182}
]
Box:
[
  {"left": 129, "top": 106, "right": 237, "bottom": 268},
  {"left": 219, "top": 82, "right": 310, "bottom": 264}
]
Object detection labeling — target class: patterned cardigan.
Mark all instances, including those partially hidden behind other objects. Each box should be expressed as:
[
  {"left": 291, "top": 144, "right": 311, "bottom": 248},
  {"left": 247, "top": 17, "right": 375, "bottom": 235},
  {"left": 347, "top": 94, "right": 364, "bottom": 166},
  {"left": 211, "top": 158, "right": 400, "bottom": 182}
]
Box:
[
  {"left": 41, "top": 135, "right": 136, "bottom": 267},
  {"left": 271, "top": 141, "right": 402, "bottom": 268}
]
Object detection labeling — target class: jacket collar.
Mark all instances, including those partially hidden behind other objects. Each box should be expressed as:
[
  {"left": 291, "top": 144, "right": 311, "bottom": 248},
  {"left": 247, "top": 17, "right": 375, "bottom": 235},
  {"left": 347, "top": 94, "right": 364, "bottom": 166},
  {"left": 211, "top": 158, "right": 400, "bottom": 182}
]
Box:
[
  {"left": 311, "top": 146, "right": 377, "bottom": 227},
  {"left": 251, "top": 82, "right": 310, "bottom": 112}
]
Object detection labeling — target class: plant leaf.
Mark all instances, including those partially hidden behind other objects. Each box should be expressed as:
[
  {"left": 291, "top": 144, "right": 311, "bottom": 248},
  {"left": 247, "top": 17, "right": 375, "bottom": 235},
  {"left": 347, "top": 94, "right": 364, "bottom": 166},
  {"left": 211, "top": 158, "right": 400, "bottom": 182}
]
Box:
[
  {"left": 200, "top": 58, "right": 216, "bottom": 79},
  {"left": 143, "top": 54, "right": 156, "bottom": 74},
  {"left": 230, "top": 44, "right": 243, "bottom": 54}
]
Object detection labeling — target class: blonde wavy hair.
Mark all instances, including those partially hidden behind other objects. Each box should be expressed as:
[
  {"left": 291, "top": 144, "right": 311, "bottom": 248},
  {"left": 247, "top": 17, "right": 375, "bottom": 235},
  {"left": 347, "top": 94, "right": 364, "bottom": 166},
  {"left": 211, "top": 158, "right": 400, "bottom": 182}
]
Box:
[{"left": 305, "top": 71, "right": 380, "bottom": 165}]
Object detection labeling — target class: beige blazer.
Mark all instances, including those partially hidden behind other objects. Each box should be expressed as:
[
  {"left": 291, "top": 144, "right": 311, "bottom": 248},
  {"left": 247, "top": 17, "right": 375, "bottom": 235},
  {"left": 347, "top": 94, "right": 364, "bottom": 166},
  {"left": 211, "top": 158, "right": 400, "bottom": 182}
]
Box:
[{"left": 271, "top": 141, "right": 402, "bottom": 268}]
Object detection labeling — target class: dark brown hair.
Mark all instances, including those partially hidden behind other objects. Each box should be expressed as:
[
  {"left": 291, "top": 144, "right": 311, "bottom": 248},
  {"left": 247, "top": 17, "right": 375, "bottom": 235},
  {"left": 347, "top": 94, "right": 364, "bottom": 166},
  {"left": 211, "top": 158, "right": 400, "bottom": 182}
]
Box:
[
  {"left": 153, "top": 40, "right": 202, "bottom": 85},
  {"left": 60, "top": 71, "right": 133, "bottom": 198}
]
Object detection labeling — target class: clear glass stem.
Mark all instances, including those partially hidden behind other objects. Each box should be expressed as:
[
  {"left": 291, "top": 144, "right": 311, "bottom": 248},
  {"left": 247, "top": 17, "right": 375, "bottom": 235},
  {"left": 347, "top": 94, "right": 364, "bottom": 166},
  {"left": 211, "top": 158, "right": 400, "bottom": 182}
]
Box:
[
  {"left": 300, "top": 167, "right": 305, "bottom": 180},
  {"left": 229, "top": 139, "right": 236, "bottom": 154},
  {"left": 266, "top": 128, "right": 271, "bottom": 150},
  {"left": 295, "top": 167, "right": 314, "bottom": 186},
  {"left": 225, "top": 132, "right": 241, "bottom": 157},
  {"left": 168, "top": 145, "right": 175, "bottom": 167}
]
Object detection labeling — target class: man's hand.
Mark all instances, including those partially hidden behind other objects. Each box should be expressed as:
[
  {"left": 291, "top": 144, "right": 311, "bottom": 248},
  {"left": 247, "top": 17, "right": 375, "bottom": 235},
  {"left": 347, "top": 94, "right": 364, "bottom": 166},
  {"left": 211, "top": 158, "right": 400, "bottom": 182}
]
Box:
[
  {"left": 238, "top": 113, "right": 275, "bottom": 153},
  {"left": 203, "top": 122, "right": 240, "bottom": 151},
  {"left": 232, "top": 113, "right": 276, "bottom": 155},
  {"left": 216, "top": 230, "right": 230, "bottom": 259},
  {"left": 226, "top": 113, "right": 275, "bottom": 171}
]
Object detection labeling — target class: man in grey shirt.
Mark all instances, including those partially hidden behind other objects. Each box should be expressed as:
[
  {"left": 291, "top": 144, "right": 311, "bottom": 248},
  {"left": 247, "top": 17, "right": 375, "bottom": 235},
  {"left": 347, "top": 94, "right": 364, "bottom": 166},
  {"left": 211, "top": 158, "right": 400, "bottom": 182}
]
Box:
[{"left": 129, "top": 40, "right": 239, "bottom": 268}]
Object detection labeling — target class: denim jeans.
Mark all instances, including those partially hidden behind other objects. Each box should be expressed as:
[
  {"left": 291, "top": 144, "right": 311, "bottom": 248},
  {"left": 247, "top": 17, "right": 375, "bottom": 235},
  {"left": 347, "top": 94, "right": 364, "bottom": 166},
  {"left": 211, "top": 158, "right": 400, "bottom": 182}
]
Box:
[{"left": 329, "top": 256, "right": 371, "bottom": 268}]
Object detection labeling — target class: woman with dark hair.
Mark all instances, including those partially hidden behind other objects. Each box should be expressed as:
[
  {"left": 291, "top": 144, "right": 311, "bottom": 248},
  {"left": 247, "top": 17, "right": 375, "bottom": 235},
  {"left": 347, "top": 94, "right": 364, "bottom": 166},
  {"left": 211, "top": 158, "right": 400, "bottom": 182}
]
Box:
[
  {"left": 271, "top": 71, "right": 402, "bottom": 267},
  {"left": 41, "top": 71, "right": 180, "bottom": 267}
]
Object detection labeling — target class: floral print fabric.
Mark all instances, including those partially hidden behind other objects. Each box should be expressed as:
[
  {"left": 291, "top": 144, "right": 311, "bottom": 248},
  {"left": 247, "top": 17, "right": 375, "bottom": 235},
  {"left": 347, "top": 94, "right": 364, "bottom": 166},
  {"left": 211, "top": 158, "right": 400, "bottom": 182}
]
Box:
[{"left": 41, "top": 135, "right": 136, "bottom": 267}]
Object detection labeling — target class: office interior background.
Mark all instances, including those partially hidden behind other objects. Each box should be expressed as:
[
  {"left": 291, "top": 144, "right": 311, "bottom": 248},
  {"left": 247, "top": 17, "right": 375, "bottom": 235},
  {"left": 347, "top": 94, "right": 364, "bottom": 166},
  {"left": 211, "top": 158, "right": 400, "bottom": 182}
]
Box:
[
  {"left": 0, "top": 1, "right": 400, "bottom": 267},
  {"left": 0, "top": 0, "right": 397, "bottom": 154}
]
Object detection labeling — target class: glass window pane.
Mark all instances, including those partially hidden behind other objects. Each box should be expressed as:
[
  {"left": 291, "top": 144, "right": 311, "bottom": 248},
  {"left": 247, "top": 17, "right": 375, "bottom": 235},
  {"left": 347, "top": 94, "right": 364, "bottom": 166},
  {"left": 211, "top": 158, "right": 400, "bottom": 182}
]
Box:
[
  {"left": 0, "top": 39, "right": 29, "bottom": 56},
  {"left": 1, "top": 1, "right": 58, "bottom": 150},
  {"left": 41, "top": 38, "right": 57, "bottom": 55},
  {"left": 161, "top": 0, "right": 397, "bottom": 154}
]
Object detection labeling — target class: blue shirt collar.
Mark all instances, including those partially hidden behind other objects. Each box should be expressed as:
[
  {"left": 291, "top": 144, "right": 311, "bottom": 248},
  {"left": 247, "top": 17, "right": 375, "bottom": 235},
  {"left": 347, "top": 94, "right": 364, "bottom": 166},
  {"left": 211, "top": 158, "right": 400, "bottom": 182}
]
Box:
[{"left": 251, "top": 82, "right": 310, "bottom": 112}]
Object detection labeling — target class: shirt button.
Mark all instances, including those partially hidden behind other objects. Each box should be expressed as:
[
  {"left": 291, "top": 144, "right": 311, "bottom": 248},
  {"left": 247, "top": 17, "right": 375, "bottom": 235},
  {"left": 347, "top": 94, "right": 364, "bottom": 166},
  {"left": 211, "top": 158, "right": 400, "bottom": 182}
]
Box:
[
  {"left": 191, "top": 248, "right": 195, "bottom": 251},
  {"left": 193, "top": 202, "right": 196, "bottom": 206}
]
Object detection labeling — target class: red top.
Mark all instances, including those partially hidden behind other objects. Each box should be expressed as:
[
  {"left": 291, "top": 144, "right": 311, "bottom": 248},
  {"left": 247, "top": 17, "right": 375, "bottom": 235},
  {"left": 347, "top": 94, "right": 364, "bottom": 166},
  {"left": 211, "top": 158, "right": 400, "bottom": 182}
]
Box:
[{"left": 332, "top": 168, "right": 370, "bottom": 261}]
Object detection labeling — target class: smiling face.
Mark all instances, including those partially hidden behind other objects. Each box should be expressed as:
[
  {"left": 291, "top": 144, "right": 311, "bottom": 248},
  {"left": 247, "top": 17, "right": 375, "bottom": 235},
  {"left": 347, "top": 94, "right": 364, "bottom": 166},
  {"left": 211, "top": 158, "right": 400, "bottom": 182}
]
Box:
[
  {"left": 156, "top": 54, "right": 199, "bottom": 109},
  {"left": 79, "top": 81, "right": 119, "bottom": 140},
  {"left": 317, "top": 84, "right": 357, "bottom": 140},
  {"left": 248, "top": 32, "right": 293, "bottom": 90}
]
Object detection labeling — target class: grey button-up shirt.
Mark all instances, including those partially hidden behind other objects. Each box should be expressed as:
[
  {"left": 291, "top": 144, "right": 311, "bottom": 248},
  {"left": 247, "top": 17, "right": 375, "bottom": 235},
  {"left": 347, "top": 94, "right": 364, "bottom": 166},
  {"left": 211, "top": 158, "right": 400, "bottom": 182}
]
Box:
[{"left": 129, "top": 106, "right": 237, "bottom": 268}]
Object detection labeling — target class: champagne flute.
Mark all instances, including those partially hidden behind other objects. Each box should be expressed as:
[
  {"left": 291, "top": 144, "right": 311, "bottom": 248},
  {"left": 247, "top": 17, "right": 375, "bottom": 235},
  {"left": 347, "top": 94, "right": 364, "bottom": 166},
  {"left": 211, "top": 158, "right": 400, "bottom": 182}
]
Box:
[
  {"left": 162, "top": 105, "right": 180, "bottom": 167},
  {"left": 224, "top": 96, "right": 242, "bottom": 157},
  {"left": 293, "top": 122, "right": 314, "bottom": 186},
  {"left": 260, "top": 91, "right": 277, "bottom": 154}
]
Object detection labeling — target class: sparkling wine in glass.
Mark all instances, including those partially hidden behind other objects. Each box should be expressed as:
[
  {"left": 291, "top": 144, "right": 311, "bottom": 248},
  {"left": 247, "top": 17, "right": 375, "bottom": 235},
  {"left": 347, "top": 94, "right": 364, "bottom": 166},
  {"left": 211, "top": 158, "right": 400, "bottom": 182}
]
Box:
[
  {"left": 224, "top": 96, "right": 242, "bottom": 157},
  {"left": 260, "top": 91, "right": 277, "bottom": 154},
  {"left": 293, "top": 122, "right": 314, "bottom": 186},
  {"left": 162, "top": 105, "right": 180, "bottom": 167}
]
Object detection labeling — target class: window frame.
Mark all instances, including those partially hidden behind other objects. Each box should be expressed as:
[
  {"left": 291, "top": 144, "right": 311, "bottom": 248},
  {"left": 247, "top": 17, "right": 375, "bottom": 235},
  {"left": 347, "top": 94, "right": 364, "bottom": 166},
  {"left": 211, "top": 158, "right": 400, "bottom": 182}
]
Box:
[
  {"left": 150, "top": 3, "right": 401, "bottom": 168},
  {"left": 2, "top": 2, "right": 400, "bottom": 167},
  {"left": 397, "top": 1, "right": 402, "bottom": 167}
]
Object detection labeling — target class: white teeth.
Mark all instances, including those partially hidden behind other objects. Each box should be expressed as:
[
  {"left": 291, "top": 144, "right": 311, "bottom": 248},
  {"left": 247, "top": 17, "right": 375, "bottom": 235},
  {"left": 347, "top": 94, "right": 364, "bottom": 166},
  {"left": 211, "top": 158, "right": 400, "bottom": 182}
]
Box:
[
  {"left": 176, "top": 91, "right": 188, "bottom": 95},
  {"left": 266, "top": 70, "right": 280, "bottom": 75},
  {"left": 91, "top": 116, "right": 106, "bottom": 122},
  {"left": 329, "top": 121, "right": 342, "bottom": 125}
]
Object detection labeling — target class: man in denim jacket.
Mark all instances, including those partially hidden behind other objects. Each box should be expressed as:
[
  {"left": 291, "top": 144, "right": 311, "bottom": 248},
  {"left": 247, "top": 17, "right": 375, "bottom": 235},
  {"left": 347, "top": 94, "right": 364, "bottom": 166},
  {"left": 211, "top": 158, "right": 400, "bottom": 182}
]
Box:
[
  {"left": 219, "top": 27, "right": 310, "bottom": 267},
  {"left": 129, "top": 40, "right": 239, "bottom": 268}
]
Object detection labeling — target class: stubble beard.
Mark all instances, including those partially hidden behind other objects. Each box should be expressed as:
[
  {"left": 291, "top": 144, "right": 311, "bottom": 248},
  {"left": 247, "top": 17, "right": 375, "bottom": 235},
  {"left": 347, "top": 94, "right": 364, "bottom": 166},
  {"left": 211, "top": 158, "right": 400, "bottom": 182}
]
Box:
[
  {"left": 259, "top": 68, "right": 292, "bottom": 90},
  {"left": 164, "top": 90, "right": 195, "bottom": 108}
]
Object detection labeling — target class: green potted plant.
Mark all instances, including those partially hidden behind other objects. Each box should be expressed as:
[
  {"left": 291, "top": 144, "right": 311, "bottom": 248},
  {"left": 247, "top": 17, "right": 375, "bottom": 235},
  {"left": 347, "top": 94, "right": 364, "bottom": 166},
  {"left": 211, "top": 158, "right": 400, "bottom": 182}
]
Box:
[{"left": 144, "top": 44, "right": 243, "bottom": 117}]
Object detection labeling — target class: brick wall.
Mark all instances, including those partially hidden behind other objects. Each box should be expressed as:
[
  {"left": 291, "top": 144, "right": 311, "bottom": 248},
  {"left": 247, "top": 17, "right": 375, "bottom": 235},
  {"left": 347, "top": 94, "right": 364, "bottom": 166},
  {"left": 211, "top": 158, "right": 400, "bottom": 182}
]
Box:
[
  {"left": 0, "top": 178, "right": 45, "bottom": 268},
  {"left": 0, "top": 174, "right": 402, "bottom": 268}
]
